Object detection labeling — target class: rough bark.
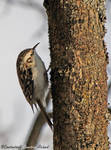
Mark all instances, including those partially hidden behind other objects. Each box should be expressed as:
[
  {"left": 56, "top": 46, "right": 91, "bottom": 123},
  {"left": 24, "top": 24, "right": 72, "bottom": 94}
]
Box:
[{"left": 44, "top": 0, "right": 109, "bottom": 149}]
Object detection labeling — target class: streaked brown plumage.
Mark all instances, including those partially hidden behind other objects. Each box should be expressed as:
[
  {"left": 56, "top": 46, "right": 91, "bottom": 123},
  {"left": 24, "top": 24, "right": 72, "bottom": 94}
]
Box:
[
  {"left": 17, "top": 49, "right": 34, "bottom": 106},
  {"left": 16, "top": 43, "right": 53, "bottom": 130}
]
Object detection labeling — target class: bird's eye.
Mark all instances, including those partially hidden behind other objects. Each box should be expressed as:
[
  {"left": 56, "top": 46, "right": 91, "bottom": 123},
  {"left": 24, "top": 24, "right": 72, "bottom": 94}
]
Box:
[{"left": 27, "top": 57, "right": 32, "bottom": 63}]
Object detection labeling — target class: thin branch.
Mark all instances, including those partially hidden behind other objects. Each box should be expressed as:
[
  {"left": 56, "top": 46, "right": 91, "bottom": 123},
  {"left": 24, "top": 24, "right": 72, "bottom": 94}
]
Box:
[
  {"left": 25, "top": 89, "right": 53, "bottom": 150},
  {"left": 25, "top": 112, "right": 46, "bottom": 150},
  {"left": 37, "top": 99, "right": 53, "bottom": 131},
  {"left": 25, "top": 112, "right": 52, "bottom": 150}
]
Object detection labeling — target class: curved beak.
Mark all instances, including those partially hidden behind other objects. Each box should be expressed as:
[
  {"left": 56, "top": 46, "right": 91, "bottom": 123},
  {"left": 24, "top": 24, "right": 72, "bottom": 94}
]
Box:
[{"left": 32, "top": 42, "right": 40, "bottom": 50}]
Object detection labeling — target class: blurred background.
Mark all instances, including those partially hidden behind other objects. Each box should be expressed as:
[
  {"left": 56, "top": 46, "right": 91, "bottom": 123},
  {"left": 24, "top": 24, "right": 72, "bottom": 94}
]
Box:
[
  {"left": 0, "top": 0, "right": 52, "bottom": 149},
  {"left": 0, "top": 0, "right": 111, "bottom": 149}
]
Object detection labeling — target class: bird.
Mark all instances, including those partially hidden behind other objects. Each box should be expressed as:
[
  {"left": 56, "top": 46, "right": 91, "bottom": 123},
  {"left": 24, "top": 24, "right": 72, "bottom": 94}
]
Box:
[{"left": 16, "top": 43, "right": 53, "bottom": 130}]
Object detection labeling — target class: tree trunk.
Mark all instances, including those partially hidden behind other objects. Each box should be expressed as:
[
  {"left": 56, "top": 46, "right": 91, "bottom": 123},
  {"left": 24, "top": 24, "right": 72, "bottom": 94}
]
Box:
[{"left": 44, "top": 0, "right": 109, "bottom": 149}]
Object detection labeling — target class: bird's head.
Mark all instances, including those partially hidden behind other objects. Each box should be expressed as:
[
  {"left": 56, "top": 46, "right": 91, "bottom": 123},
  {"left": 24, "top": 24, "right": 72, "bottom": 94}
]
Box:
[{"left": 17, "top": 43, "right": 40, "bottom": 69}]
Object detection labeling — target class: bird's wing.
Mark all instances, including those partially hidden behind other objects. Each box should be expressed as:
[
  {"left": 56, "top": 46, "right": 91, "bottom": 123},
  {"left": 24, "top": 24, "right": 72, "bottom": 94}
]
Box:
[{"left": 17, "top": 67, "right": 34, "bottom": 110}]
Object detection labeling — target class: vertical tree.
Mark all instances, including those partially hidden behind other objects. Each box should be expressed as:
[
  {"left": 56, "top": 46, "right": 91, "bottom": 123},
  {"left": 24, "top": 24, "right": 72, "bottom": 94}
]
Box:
[{"left": 44, "top": 0, "right": 109, "bottom": 149}]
